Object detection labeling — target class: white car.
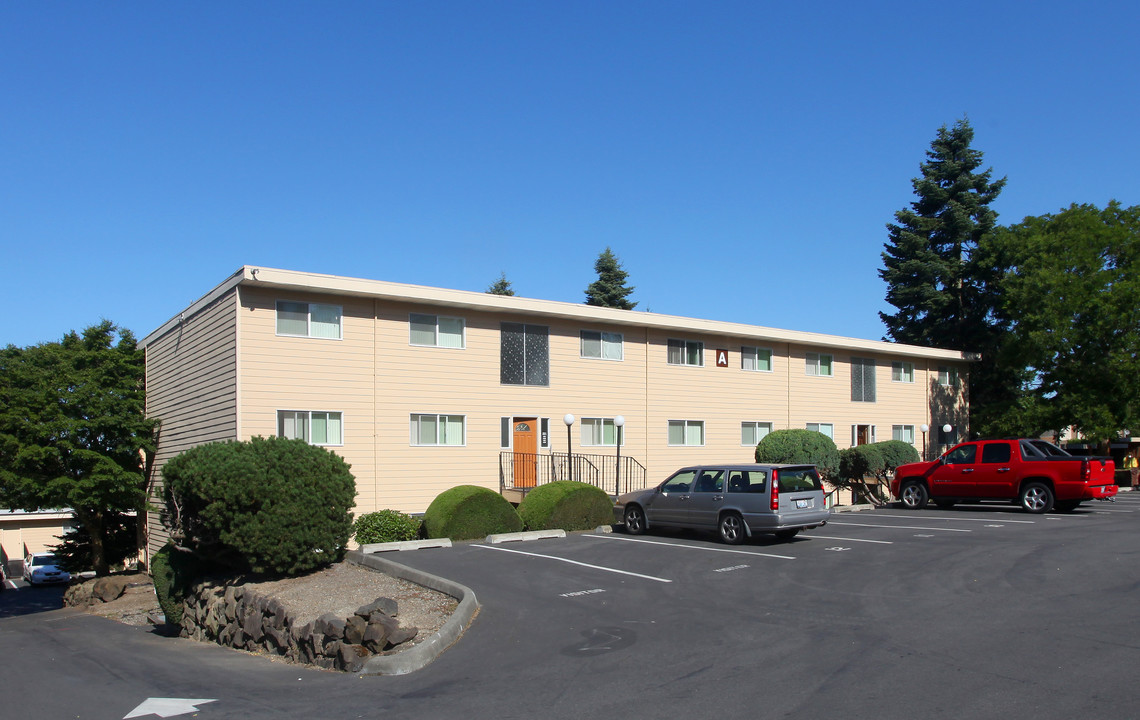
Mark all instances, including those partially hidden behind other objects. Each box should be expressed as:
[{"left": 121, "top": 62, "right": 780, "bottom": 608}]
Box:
[{"left": 23, "top": 553, "right": 71, "bottom": 586}]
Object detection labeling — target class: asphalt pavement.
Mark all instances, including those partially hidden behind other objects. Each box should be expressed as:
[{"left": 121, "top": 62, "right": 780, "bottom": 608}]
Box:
[{"left": 2, "top": 494, "right": 1138, "bottom": 720}]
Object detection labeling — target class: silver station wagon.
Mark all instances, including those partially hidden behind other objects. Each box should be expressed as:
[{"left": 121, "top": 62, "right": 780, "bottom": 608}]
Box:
[{"left": 614, "top": 464, "right": 830, "bottom": 544}]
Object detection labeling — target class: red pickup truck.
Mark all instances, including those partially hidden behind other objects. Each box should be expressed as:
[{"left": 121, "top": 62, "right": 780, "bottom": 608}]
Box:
[{"left": 890, "top": 438, "right": 1117, "bottom": 513}]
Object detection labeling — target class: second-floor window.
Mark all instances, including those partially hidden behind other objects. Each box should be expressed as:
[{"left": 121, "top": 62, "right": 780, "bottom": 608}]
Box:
[
  {"left": 892, "top": 361, "right": 915, "bottom": 383},
  {"left": 580, "top": 331, "right": 623, "bottom": 360},
  {"left": 410, "top": 313, "right": 465, "bottom": 348},
  {"left": 501, "top": 323, "right": 549, "bottom": 386},
  {"left": 938, "top": 366, "right": 960, "bottom": 387},
  {"left": 276, "top": 301, "right": 342, "bottom": 339},
  {"left": 668, "top": 339, "right": 704, "bottom": 367},
  {"left": 741, "top": 346, "right": 773, "bottom": 372},
  {"left": 805, "top": 352, "right": 833, "bottom": 377}
]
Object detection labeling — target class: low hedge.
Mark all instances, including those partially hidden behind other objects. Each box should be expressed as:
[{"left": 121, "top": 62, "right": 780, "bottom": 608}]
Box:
[
  {"left": 422, "top": 485, "right": 523, "bottom": 541},
  {"left": 150, "top": 542, "right": 205, "bottom": 626},
  {"left": 517, "top": 481, "right": 613, "bottom": 531},
  {"left": 354, "top": 510, "right": 421, "bottom": 545}
]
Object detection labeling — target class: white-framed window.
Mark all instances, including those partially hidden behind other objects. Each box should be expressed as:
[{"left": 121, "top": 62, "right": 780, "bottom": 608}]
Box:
[
  {"left": 276, "top": 301, "right": 342, "bottom": 339},
  {"left": 741, "top": 421, "right": 773, "bottom": 446},
  {"left": 580, "top": 331, "right": 624, "bottom": 360},
  {"left": 892, "top": 361, "right": 915, "bottom": 383},
  {"left": 667, "top": 339, "right": 704, "bottom": 367},
  {"left": 806, "top": 422, "right": 834, "bottom": 440},
  {"left": 668, "top": 420, "right": 705, "bottom": 446},
  {"left": 581, "top": 417, "right": 622, "bottom": 446},
  {"left": 805, "top": 352, "right": 833, "bottom": 377},
  {"left": 851, "top": 357, "right": 876, "bottom": 402},
  {"left": 893, "top": 425, "right": 915, "bottom": 444},
  {"left": 741, "top": 346, "right": 773, "bottom": 372},
  {"left": 938, "top": 366, "right": 960, "bottom": 387},
  {"left": 278, "top": 410, "right": 343, "bottom": 445},
  {"left": 410, "top": 313, "right": 465, "bottom": 348},
  {"left": 410, "top": 414, "right": 466, "bottom": 446}
]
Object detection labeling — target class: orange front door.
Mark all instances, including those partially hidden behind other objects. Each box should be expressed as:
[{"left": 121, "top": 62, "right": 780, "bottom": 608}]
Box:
[{"left": 513, "top": 418, "right": 538, "bottom": 488}]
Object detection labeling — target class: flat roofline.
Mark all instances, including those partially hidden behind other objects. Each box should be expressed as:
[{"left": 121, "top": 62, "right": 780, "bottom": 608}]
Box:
[{"left": 143, "top": 265, "right": 976, "bottom": 362}]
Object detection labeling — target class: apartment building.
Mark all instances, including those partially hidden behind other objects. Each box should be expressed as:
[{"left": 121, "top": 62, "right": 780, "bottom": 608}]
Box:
[{"left": 141, "top": 266, "right": 972, "bottom": 555}]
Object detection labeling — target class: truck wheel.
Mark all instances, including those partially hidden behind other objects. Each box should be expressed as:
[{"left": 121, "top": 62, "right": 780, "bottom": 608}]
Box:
[
  {"left": 899, "top": 481, "right": 928, "bottom": 510},
  {"left": 1019, "top": 482, "right": 1054, "bottom": 514}
]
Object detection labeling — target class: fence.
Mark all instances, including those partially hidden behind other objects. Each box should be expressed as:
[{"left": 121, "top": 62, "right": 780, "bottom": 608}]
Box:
[{"left": 499, "top": 451, "right": 648, "bottom": 496}]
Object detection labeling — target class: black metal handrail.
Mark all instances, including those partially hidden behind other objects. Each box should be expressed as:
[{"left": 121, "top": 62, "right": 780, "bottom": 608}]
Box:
[{"left": 499, "top": 451, "right": 648, "bottom": 496}]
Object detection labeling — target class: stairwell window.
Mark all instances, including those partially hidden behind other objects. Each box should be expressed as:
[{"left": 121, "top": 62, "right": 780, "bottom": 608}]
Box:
[
  {"left": 851, "top": 357, "right": 876, "bottom": 402},
  {"left": 501, "top": 323, "right": 549, "bottom": 386},
  {"left": 278, "top": 410, "right": 343, "bottom": 445},
  {"left": 668, "top": 420, "right": 705, "bottom": 446},
  {"left": 276, "top": 301, "right": 342, "bottom": 339},
  {"left": 410, "top": 414, "right": 466, "bottom": 446}
]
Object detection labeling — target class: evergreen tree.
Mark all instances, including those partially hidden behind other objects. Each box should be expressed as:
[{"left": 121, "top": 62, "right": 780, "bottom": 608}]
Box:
[
  {"left": 486, "top": 272, "right": 515, "bottom": 296},
  {"left": 585, "top": 247, "right": 637, "bottom": 309},
  {"left": 879, "top": 118, "right": 1015, "bottom": 434},
  {"left": 0, "top": 321, "right": 157, "bottom": 575}
]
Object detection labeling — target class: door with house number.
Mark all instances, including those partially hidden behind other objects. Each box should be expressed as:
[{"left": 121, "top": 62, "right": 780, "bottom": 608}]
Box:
[{"left": 513, "top": 418, "right": 538, "bottom": 488}]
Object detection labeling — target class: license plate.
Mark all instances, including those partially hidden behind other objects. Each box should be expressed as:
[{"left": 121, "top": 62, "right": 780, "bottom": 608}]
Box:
[{"left": 795, "top": 499, "right": 811, "bottom": 509}]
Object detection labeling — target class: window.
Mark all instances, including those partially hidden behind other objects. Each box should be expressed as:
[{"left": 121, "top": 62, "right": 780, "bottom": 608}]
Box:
[
  {"left": 410, "top": 414, "right": 465, "bottom": 446},
  {"left": 581, "top": 418, "right": 621, "bottom": 446},
  {"left": 668, "top": 420, "right": 705, "bottom": 446},
  {"left": 500, "top": 417, "right": 511, "bottom": 448},
  {"left": 667, "top": 339, "right": 704, "bottom": 367},
  {"left": 662, "top": 470, "right": 696, "bottom": 493},
  {"left": 741, "top": 421, "right": 773, "bottom": 446},
  {"left": 727, "top": 470, "right": 767, "bottom": 493},
  {"left": 410, "top": 313, "right": 465, "bottom": 348},
  {"left": 851, "top": 357, "right": 876, "bottom": 402},
  {"left": 938, "top": 366, "right": 960, "bottom": 387},
  {"left": 806, "top": 422, "right": 834, "bottom": 439},
  {"left": 892, "top": 425, "right": 915, "bottom": 444},
  {"left": 501, "top": 323, "right": 549, "bottom": 386},
  {"left": 580, "top": 330, "right": 623, "bottom": 360},
  {"left": 981, "top": 442, "right": 1011, "bottom": 464},
  {"left": 693, "top": 469, "right": 724, "bottom": 493},
  {"left": 278, "top": 410, "right": 343, "bottom": 445},
  {"left": 276, "top": 301, "right": 342, "bottom": 339},
  {"left": 741, "top": 346, "right": 773, "bottom": 372},
  {"left": 892, "top": 361, "right": 915, "bottom": 383},
  {"left": 805, "top": 352, "right": 833, "bottom": 377},
  {"left": 944, "top": 443, "right": 975, "bottom": 464}
]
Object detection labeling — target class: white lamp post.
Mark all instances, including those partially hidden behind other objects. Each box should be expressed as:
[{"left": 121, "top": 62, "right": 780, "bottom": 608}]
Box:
[
  {"left": 920, "top": 424, "right": 930, "bottom": 460},
  {"left": 614, "top": 415, "right": 625, "bottom": 496},
  {"left": 563, "top": 414, "right": 575, "bottom": 483},
  {"left": 942, "top": 424, "right": 953, "bottom": 454}
]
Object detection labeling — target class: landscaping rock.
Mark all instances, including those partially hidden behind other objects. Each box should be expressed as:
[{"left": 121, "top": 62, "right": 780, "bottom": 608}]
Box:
[
  {"left": 92, "top": 576, "right": 129, "bottom": 602},
  {"left": 355, "top": 597, "right": 398, "bottom": 618},
  {"left": 344, "top": 615, "right": 367, "bottom": 645}
]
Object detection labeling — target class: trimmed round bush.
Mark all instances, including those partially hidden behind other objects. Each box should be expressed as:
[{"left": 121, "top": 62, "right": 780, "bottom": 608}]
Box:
[
  {"left": 162, "top": 436, "right": 356, "bottom": 576},
  {"left": 354, "top": 510, "right": 421, "bottom": 545},
  {"left": 150, "top": 542, "right": 204, "bottom": 625},
  {"left": 754, "top": 429, "right": 840, "bottom": 479},
  {"left": 517, "top": 481, "right": 613, "bottom": 532},
  {"left": 874, "top": 440, "right": 921, "bottom": 473},
  {"left": 838, "top": 444, "right": 886, "bottom": 483},
  {"left": 421, "top": 485, "right": 523, "bottom": 541}
]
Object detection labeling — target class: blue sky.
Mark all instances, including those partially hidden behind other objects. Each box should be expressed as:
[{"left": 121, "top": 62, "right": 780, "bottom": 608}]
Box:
[{"left": 2, "top": 1, "right": 1137, "bottom": 348}]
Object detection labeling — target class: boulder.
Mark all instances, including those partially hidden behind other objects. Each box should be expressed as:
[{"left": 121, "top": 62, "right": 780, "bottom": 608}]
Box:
[
  {"left": 242, "top": 609, "right": 265, "bottom": 643},
  {"left": 92, "top": 575, "right": 129, "bottom": 602},
  {"left": 356, "top": 597, "right": 398, "bottom": 619},
  {"left": 361, "top": 621, "right": 390, "bottom": 653},
  {"left": 314, "top": 612, "right": 346, "bottom": 640},
  {"left": 334, "top": 642, "right": 371, "bottom": 673},
  {"left": 344, "top": 615, "right": 368, "bottom": 645}
]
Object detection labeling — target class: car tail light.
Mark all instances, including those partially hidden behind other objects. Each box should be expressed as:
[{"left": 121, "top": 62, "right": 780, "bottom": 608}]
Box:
[
  {"left": 1081, "top": 459, "right": 1090, "bottom": 481},
  {"left": 771, "top": 469, "right": 780, "bottom": 511}
]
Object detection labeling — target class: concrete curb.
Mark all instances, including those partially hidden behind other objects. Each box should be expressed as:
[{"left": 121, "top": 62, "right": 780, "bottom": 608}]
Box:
[
  {"left": 359, "top": 538, "right": 452, "bottom": 553},
  {"left": 828, "top": 504, "right": 878, "bottom": 513},
  {"left": 485, "top": 529, "right": 566, "bottom": 544},
  {"left": 345, "top": 550, "right": 479, "bottom": 676}
]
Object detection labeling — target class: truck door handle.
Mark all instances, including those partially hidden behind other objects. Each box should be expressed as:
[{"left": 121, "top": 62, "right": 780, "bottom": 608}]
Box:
[
  {"left": 961, "top": 469, "right": 974, "bottom": 474},
  {"left": 997, "top": 467, "right": 1011, "bottom": 473}
]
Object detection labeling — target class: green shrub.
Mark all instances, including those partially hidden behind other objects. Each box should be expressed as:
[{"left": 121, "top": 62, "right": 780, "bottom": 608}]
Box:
[
  {"left": 421, "top": 485, "right": 523, "bottom": 541},
  {"left": 517, "top": 481, "right": 613, "bottom": 532},
  {"left": 150, "top": 542, "right": 205, "bottom": 625},
  {"left": 354, "top": 510, "right": 421, "bottom": 545},
  {"left": 754, "top": 429, "right": 840, "bottom": 479},
  {"left": 874, "top": 440, "right": 920, "bottom": 473},
  {"left": 162, "top": 436, "right": 356, "bottom": 576},
  {"left": 838, "top": 444, "right": 886, "bottom": 484}
]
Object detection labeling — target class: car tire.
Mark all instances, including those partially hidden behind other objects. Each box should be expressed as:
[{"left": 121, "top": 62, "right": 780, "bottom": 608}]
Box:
[
  {"left": 623, "top": 505, "right": 647, "bottom": 535},
  {"left": 1020, "top": 482, "right": 1054, "bottom": 514},
  {"left": 899, "top": 480, "right": 929, "bottom": 510},
  {"left": 718, "top": 512, "right": 746, "bottom": 545},
  {"left": 774, "top": 529, "right": 799, "bottom": 541}
]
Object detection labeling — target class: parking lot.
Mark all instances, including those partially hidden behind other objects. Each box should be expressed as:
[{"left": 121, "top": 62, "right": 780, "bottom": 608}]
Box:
[{"left": 2, "top": 493, "right": 1138, "bottom": 720}]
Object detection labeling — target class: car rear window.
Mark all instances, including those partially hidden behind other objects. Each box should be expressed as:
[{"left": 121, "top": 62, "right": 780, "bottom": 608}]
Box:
[
  {"left": 726, "top": 470, "right": 767, "bottom": 493},
  {"left": 776, "top": 468, "right": 822, "bottom": 492}
]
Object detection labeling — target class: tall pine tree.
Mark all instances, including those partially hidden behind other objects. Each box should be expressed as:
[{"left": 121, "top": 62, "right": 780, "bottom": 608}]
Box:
[
  {"left": 486, "top": 272, "right": 515, "bottom": 296},
  {"left": 879, "top": 118, "right": 1014, "bottom": 435},
  {"left": 585, "top": 247, "right": 637, "bottom": 309}
]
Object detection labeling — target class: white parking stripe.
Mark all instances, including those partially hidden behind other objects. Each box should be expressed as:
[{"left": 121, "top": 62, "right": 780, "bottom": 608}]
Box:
[
  {"left": 808, "top": 535, "right": 893, "bottom": 544},
  {"left": 472, "top": 544, "right": 673, "bottom": 583},
  {"left": 829, "top": 522, "right": 971, "bottom": 532},
  {"left": 582, "top": 533, "right": 796, "bottom": 559},
  {"left": 872, "top": 514, "right": 1035, "bottom": 524}
]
